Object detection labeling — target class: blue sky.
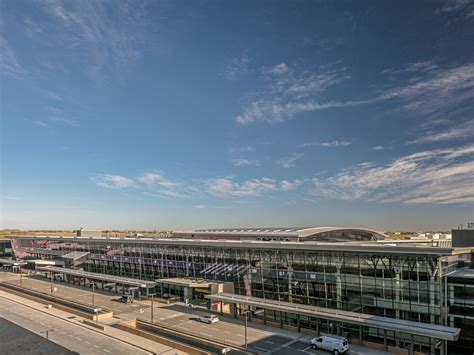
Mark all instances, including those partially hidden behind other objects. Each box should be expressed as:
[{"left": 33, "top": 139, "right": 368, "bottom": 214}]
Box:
[{"left": 1, "top": 0, "right": 473, "bottom": 231}]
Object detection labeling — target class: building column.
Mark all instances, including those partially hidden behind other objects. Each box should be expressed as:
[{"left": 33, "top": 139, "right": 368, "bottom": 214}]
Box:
[{"left": 336, "top": 267, "right": 342, "bottom": 310}]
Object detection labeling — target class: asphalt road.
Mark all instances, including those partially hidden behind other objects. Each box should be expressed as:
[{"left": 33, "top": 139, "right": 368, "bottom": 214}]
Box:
[
  {"left": 5, "top": 276, "right": 145, "bottom": 315},
  {"left": 0, "top": 294, "right": 152, "bottom": 355}
]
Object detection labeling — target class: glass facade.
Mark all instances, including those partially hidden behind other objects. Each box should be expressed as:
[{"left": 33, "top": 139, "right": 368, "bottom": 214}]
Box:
[{"left": 11, "top": 237, "right": 461, "bottom": 354}]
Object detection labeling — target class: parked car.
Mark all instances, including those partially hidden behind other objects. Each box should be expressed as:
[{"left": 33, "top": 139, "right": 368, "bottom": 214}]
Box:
[
  {"left": 198, "top": 314, "right": 219, "bottom": 324},
  {"left": 310, "top": 335, "right": 349, "bottom": 355},
  {"left": 120, "top": 294, "right": 134, "bottom": 304}
]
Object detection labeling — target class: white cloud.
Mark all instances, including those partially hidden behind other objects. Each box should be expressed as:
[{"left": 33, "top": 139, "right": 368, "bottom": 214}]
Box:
[
  {"left": 373, "top": 146, "right": 385, "bottom": 150},
  {"left": 223, "top": 51, "right": 251, "bottom": 80},
  {"left": 39, "top": 0, "right": 153, "bottom": 83},
  {"left": 138, "top": 172, "right": 179, "bottom": 187},
  {"left": 298, "top": 140, "right": 352, "bottom": 148},
  {"left": 312, "top": 144, "right": 474, "bottom": 204},
  {"left": 92, "top": 174, "right": 135, "bottom": 189},
  {"left": 437, "top": 0, "right": 474, "bottom": 18},
  {"left": 206, "top": 177, "right": 277, "bottom": 197},
  {"left": 231, "top": 159, "right": 260, "bottom": 167},
  {"left": 280, "top": 179, "right": 303, "bottom": 191},
  {"left": 3, "top": 196, "right": 21, "bottom": 200},
  {"left": 409, "top": 120, "right": 474, "bottom": 144},
  {"left": 268, "top": 63, "right": 289, "bottom": 75},
  {"left": 319, "top": 140, "right": 352, "bottom": 148},
  {"left": 278, "top": 153, "right": 304, "bottom": 168},
  {"left": 235, "top": 61, "right": 474, "bottom": 125},
  {"left": 0, "top": 35, "right": 27, "bottom": 80},
  {"left": 235, "top": 65, "right": 351, "bottom": 124},
  {"left": 193, "top": 204, "right": 206, "bottom": 209}
]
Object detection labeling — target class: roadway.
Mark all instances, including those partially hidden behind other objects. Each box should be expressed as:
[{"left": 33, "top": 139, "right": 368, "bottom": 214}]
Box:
[
  {"left": 0, "top": 293, "right": 153, "bottom": 355},
  {"left": 1, "top": 273, "right": 393, "bottom": 354}
]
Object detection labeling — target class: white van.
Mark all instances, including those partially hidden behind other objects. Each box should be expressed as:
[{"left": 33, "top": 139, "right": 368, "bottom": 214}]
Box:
[{"left": 310, "top": 335, "right": 349, "bottom": 354}]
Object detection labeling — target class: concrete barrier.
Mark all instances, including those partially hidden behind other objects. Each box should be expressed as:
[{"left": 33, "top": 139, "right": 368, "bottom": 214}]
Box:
[
  {"left": 83, "top": 319, "right": 107, "bottom": 331},
  {"left": 117, "top": 320, "right": 211, "bottom": 355},
  {"left": 0, "top": 283, "right": 113, "bottom": 321}
]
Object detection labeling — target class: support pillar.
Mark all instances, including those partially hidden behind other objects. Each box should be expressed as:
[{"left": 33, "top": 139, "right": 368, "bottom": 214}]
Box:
[
  {"left": 297, "top": 314, "right": 300, "bottom": 332},
  {"left": 383, "top": 330, "right": 387, "bottom": 351}
]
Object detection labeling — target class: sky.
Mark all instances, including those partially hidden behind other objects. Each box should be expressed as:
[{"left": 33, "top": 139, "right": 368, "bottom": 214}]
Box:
[{"left": 1, "top": 0, "right": 473, "bottom": 231}]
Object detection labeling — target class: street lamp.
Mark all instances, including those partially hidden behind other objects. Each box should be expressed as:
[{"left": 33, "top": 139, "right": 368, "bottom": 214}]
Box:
[
  {"left": 151, "top": 295, "right": 154, "bottom": 323},
  {"left": 242, "top": 309, "right": 251, "bottom": 349},
  {"left": 92, "top": 283, "right": 95, "bottom": 307},
  {"left": 40, "top": 329, "right": 54, "bottom": 340}
]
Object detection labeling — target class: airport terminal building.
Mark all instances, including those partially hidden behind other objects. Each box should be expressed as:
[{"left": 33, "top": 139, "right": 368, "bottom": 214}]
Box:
[{"left": 7, "top": 227, "right": 474, "bottom": 354}]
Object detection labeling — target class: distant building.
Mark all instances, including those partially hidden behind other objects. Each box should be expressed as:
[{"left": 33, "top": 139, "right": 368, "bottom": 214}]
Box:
[{"left": 76, "top": 228, "right": 102, "bottom": 238}]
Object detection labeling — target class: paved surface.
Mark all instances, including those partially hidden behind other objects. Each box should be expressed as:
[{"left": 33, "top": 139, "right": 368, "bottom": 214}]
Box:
[
  {"left": 0, "top": 317, "right": 77, "bottom": 355},
  {"left": 0, "top": 287, "right": 187, "bottom": 355},
  {"left": 131, "top": 303, "right": 393, "bottom": 355},
  {"left": 3, "top": 275, "right": 147, "bottom": 315},
  {"left": 0, "top": 272, "right": 393, "bottom": 355}
]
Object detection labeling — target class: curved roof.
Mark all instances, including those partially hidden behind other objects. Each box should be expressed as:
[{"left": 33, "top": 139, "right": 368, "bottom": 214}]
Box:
[
  {"left": 186, "top": 226, "right": 387, "bottom": 241},
  {"left": 297, "top": 227, "right": 387, "bottom": 240}
]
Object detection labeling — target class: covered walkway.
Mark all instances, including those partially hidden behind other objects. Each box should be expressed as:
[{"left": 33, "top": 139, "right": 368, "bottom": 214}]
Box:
[
  {"left": 37, "top": 266, "right": 156, "bottom": 297},
  {"left": 206, "top": 293, "right": 460, "bottom": 355}
]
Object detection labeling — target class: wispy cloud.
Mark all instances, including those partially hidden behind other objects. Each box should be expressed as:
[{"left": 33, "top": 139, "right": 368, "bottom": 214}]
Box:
[
  {"left": 278, "top": 153, "right": 303, "bottom": 168},
  {"left": 205, "top": 177, "right": 302, "bottom": 197},
  {"left": 235, "top": 64, "right": 351, "bottom": 124},
  {"left": 436, "top": 0, "right": 474, "bottom": 19},
  {"left": 2, "top": 196, "right": 21, "bottom": 200},
  {"left": 231, "top": 159, "right": 260, "bottom": 167},
  {"left": 312, "top": 144, "right": 474, "bottom": 204},
  {"left": 138, "top": 171, "right": 179, "bottom": 188},
  {"left": 138, "top": 171, "right": 198, "bottom": 199},
  {"left": 235, "top": 60, "right": 474, "bottom": 124},
  {"left": 223, "top": 51, "right": 251, "bottom": 80},
  {"left": 0, "top": 35, "right": 27, "bottom": 80},
  {"left": 265, "top": 63, "right": 289, "bottom": 75},
  {"left": 193, "top": 204, "right": 206, "bottom": 209},
  {"left": 92, "top": 174, "right": 136, "bottom": 189},
  {"left": 408, "top": 120, "right": 474, "bottom": 144},
  {"left": 299, "top": 140, "right": 352, "bottom": 148},
  {"left": 36, "top": 0, "right": 153, "bottom": 83},
  {"left": 48, "top": 116, "right": 82, "bottom": 127},
  {"left": 373, "top": 146, "right": 385, "bottom": 150}
]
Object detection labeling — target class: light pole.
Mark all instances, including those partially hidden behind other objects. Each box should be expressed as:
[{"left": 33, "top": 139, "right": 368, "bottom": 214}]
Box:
[
  {"left": 92, "top": 283, "right": 95, "bottom": 307},
  {"left": 243, "top": 310, "right": 251, "bottom": 348},
  {"left": 50, "top": 272, "right": 53, "bottom": 295},
  {"left": 41, "top": 329, "right": 54, "bottom": 340},
  {"left": 151, "top": 295, "right": 154, "bottom": 323}
]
